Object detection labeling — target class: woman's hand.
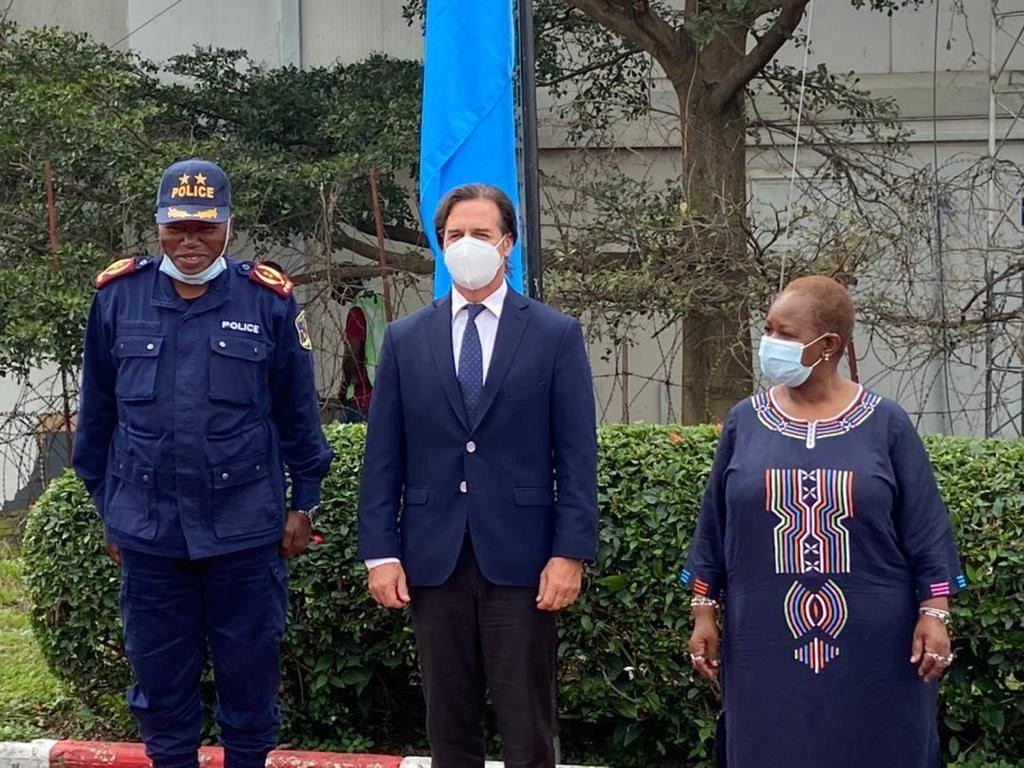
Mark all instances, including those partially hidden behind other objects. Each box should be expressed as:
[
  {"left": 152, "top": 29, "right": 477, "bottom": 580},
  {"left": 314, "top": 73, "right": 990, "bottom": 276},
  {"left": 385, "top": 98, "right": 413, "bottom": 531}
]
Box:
[
  {"left": 911, "top": 614, "right": 952, "bottom": 682},
  {"left": 688, "top": 608, "right": 720, "bottom": 680}
]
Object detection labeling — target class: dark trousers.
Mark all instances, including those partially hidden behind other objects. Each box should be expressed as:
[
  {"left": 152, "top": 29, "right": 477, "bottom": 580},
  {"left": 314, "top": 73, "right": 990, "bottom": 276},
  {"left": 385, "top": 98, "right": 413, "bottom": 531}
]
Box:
[
  {"left": 119, "top": 543, "right": 288, "bottom": 768},
  {"left": 409, "top": 537, "right": 558, "bottom": 768}
]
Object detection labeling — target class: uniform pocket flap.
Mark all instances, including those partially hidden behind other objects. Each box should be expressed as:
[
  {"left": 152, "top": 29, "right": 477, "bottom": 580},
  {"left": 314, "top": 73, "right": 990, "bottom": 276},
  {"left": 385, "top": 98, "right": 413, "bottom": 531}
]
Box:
[
  {"left": 111, "top": 458, "right": 156, "bottom": 487},
  {"left": 212, "top": 459, "right": 269, "bottom": 489},
  {"left": 210, "top": 335, "right": 267, "bottom": 362},
  {"left": 513, "top": 487, "right": 555, "bottom": 506},
  {"left": 403, "top": 486, "right": 430, "bottom": 506},
  {"left": 116, "top": 337, "right": 163, "bottom": 358}
]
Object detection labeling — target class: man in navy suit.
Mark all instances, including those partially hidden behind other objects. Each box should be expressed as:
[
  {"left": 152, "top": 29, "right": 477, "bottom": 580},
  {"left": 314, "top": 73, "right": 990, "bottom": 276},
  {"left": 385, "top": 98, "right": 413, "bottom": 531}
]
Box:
[{"left": 357, "top": 183, "right": 598, "bottom": 768}]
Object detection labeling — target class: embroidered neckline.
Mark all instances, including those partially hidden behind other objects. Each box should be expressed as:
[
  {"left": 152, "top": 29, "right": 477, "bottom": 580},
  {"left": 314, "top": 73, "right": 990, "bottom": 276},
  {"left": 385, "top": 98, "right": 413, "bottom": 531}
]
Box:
[{"left": 752, "top": 386, "right": 881, "bottom": 448}]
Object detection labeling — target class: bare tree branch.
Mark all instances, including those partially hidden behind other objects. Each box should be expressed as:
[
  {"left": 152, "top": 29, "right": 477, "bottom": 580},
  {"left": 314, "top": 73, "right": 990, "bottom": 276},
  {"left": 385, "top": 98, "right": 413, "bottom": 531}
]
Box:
[
  {"left": 710, "top": 0, "right": 810, "bottom": 112},
  {"left": 566, "top": 0, "right": 693, "bottom": 80},
  {"left": 293, "top": 259, "right": 432, "bottom": 286},
  {"left": 336, "top": 233, "right": 434, "bottom": 275},
  {"left": 354, "top": 221, "right": 429, "bottom": 248},
  {"left": 539, "top": 47, "right": 642, "bottom": 88}
]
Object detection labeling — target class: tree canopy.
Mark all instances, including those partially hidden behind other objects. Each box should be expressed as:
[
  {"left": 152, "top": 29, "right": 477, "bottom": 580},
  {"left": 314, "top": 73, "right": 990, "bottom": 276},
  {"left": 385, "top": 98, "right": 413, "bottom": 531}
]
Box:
[{"left": 0, "top": 18, "right": 424, "bottom": 379}]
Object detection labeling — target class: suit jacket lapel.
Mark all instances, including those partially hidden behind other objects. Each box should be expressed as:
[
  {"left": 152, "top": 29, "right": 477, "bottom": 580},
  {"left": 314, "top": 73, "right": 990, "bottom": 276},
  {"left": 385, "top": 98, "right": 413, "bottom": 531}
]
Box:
[
  {"left": 473, "top": 290, "right": 530, "bottom": 429},
  {"left": 428, "top": 295, "right": 470, "bottom": 432}
]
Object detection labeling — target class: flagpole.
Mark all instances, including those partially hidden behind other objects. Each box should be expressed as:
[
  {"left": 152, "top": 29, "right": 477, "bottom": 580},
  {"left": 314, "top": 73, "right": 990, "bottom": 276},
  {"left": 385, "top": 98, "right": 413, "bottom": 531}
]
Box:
[{"left": 517, "top": 0, "right": 543, "bottom": 300}]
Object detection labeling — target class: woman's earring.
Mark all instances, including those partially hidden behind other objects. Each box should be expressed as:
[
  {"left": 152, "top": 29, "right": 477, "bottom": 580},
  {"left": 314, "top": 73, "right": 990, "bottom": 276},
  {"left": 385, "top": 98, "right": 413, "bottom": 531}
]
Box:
[{"left": 824, "top": 354, "right": 831, "bottom": 361}]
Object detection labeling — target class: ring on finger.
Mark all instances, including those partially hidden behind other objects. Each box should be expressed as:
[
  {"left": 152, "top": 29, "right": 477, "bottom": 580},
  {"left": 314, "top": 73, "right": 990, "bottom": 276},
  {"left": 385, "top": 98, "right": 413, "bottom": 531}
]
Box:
[
  {"left": 925, "top": 651, "right": 954, "bottom": 666},
  {"left": 690, "top": 652, "right": 706, "bottom": 664}
]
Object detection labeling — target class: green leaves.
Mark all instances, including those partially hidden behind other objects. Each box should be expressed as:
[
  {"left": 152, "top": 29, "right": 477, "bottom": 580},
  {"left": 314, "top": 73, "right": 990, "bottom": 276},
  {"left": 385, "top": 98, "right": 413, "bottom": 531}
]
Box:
[
  {"left": 0, "top": 21, "right": 421, "bottom": 382},
  {"left": 20, "top": 426, "right": 1024, "bottom": 765}
]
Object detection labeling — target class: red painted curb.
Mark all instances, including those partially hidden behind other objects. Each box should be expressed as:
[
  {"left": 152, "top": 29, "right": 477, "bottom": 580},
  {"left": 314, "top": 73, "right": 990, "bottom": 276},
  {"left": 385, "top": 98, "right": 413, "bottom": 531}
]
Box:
[{"left": 49, "top": 742, "right": 403, "bottom": 768}]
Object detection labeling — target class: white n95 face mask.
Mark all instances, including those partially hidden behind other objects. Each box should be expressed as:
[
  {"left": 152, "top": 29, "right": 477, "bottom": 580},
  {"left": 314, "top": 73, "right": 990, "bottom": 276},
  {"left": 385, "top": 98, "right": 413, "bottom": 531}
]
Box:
[
  {"left": 443, "top": 235, "right": 506, "bottom": 290},
  {"left": 758, "top": 333, "right": 830, "bottom": 388}
]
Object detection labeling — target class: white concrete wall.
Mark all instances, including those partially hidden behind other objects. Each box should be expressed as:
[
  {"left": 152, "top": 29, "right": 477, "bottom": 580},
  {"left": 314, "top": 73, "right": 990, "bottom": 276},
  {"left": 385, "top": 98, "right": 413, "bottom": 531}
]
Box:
[
  {"left": 0, "top": 366, "right": 62, "bottom": 508},
  {"left": 126, "top": 0, "right": 292, "bottom": 66},
  {"left": 5, "top": 0, "right": 129, "bottom": 47},
  {"left": 300, "top": 0, "right": 422, "bottom": 67}
]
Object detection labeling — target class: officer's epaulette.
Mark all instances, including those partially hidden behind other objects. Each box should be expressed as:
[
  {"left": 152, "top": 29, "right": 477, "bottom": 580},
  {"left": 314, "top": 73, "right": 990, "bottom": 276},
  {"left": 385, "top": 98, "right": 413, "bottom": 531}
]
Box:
[
  {"left": 94, "top": 256, "right": 154, "bottom": 289},
  {"left": 248, "top": 261, "right": 294, "bottom": 299}
]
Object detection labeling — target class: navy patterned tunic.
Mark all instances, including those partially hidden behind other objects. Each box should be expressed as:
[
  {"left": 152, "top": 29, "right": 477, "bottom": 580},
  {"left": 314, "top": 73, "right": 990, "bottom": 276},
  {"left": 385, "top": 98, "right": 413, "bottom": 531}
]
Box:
[{"left": 683, "top": 387, "right": 965, "bottom": 768}]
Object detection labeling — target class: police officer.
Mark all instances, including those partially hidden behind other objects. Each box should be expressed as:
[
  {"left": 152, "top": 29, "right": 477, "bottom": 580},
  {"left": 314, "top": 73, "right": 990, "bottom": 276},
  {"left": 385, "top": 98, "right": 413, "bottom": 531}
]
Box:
[{"left": 73, "top": 158, "right": 334, "bottom": 768}]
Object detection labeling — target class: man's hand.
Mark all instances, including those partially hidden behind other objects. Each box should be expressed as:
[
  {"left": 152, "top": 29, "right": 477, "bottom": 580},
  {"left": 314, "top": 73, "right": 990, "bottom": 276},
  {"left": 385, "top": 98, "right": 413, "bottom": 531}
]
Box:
[
  {"left": 688, "top": 609, "right": 720, "bottom": 681},
  {"left": 368, "top": 562, "right": 410, "bottom": 609},
  {"left": 280, "top": 511, "right": 312, "bottom": 558},
  {"left": 104, "top": 540, "right": 121, "bottom": 565},
  {"left": 536, "top": 557, "right": 583, "bottom": 611}
]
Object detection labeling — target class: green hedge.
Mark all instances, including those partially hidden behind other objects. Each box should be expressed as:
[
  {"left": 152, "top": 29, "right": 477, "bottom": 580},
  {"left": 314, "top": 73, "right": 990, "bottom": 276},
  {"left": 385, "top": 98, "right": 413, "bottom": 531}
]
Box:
[{"left": 21, "top": 424, "right": 1024, "bottom": 766}]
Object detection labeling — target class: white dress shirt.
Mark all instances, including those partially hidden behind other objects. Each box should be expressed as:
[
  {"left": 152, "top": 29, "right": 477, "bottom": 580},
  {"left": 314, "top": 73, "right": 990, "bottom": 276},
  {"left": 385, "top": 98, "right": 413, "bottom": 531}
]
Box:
[
  {"left": 365, "top": 280, "right": 508, "bottom": 571},
  {"left": 451, "top": 279, "right": 506, "bottom": 382}
]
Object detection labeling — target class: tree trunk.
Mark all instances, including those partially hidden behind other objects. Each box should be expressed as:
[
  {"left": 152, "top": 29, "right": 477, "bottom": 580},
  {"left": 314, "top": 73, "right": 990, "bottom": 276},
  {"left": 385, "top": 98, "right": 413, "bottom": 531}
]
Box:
[{"left": 672, "top": 39, "right": 754, "bottom": 424}]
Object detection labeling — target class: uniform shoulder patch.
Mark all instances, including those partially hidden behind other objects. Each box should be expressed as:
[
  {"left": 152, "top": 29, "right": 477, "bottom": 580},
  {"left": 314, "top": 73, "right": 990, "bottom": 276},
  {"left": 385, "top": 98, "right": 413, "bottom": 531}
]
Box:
[
  {"left": 94, "top": 256, "right": 154, "bottom": 289},
  {"left": 295, "top": 310, "right": 313, "bottom": 350},
  {"left": 249, "top": 262, "right": 294, "bottom": 298}
]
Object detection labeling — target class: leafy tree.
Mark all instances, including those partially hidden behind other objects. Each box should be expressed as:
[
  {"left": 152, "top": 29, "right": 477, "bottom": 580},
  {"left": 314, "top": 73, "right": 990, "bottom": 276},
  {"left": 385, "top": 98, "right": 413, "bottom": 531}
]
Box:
[
  {"left": 0, "top": 18, "right": 425, "bottom": 384},
  {"left": 407, "top": 0, "right": 926, "bottom": 421}
]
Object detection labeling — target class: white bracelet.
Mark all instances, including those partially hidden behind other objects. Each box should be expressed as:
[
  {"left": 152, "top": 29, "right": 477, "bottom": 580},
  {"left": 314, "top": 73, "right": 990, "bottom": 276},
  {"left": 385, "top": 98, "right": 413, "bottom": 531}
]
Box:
[
  {"left": 919, "top": 607, "right": 951, "bottom": 625},
  {"left": 692, "top": 596, "right": 720, "bottom": 609}
]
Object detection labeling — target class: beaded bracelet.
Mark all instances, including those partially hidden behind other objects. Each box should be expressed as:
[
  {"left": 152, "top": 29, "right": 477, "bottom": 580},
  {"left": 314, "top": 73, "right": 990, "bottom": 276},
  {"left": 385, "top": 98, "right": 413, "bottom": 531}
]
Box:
[
  {"left": 919, "top": 607, "right": 951, "bottom": 625},
  {"left": 691, "top": 596, "right": 720, "bottom": 609}
]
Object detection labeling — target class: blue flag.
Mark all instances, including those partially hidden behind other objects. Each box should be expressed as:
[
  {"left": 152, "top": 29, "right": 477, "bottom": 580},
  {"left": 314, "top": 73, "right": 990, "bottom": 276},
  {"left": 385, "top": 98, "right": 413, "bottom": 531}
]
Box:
[{"left": 419, "top": 0, "right": 523, "bottom": 298}]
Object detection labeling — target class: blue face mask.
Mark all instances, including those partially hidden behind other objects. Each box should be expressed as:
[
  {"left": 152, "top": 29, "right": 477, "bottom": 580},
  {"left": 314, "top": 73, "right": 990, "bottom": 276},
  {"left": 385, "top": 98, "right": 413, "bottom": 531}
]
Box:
[
  {"left": 758, "top": 333, "right": 830, "bottom": 388},
  {"left": 160, "top": 255, "right": 227, "bottom": 285}
]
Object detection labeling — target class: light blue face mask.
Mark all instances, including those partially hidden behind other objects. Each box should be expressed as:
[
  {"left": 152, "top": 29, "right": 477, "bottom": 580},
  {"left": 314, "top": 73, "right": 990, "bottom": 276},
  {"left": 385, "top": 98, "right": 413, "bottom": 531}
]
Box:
[
  {"left": 159, "top": 221, "right": 231, "bottom": 285},
  {"left": 159, "top": 254, "right": 227, "bottom": 285},
  {"left": 758, "top": 333, "right": 831, "bottom": 388}
]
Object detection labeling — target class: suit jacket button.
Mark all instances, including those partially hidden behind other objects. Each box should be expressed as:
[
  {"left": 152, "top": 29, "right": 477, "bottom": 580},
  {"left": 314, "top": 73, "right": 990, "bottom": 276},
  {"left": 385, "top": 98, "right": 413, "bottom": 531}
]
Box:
[
  {"left": 466, "top": 441, "right": 476, "bottom": 453},
  {"left": 459, "top": 481, "right": 468, "bottom": 494}
]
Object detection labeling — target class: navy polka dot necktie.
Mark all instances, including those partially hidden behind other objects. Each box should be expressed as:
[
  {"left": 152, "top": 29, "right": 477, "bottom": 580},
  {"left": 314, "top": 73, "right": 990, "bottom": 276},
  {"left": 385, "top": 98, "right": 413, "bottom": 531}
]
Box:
[{"left": 459, "top": 304, "right": 486, "bottom": 421}]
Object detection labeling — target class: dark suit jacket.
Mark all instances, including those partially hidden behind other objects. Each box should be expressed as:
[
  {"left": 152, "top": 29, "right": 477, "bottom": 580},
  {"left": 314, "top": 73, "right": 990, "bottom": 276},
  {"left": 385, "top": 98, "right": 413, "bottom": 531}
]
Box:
[{"left": 356, "top": 288, "right": 598, "bottom": 587}]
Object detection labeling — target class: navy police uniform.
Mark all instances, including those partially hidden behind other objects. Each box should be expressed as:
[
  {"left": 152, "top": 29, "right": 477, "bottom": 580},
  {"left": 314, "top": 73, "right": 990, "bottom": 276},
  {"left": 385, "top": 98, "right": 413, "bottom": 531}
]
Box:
[{"left": 72, "top": 159, "right": 333, "bottom": 768}]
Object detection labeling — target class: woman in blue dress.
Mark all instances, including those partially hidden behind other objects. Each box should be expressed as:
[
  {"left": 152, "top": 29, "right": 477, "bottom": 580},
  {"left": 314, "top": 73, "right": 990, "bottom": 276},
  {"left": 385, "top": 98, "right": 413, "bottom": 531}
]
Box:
[{"left": 684, "top": 276, "right": 964, "bottom": 768}]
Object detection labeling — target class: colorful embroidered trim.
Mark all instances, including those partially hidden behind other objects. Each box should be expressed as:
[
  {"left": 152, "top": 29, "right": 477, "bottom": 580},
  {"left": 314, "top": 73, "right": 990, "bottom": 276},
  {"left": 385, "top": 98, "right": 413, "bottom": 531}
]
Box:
[
  {"left": 930, "top": 581, "right": 951, "bottom": 597},
  {"left": 680, "top": 569, "right": 692, "bottom": 585},
  {"left": 765, "top": 468, "right": 855, "bottom": 574},
  {"left": 752, "top": 387, "right": 882, "bottom": 447},
  {"left": 784, "top": 579, "right": 848, "bottom": 640},
  {"left": 693, "top": 578, "right": 710, "bottom": 597},
  {"left": 795, "top": 637, "right": 840, "bottom": 674}
]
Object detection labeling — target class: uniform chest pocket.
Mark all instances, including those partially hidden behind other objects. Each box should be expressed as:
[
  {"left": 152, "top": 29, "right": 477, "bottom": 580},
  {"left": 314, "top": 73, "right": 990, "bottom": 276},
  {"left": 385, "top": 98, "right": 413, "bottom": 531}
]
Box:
[
  {"left": 209, "top": 335, "right": 268, "bottom": 404},
  {"left": 115, "top": 336, "right": 163, "bottom": 401}
]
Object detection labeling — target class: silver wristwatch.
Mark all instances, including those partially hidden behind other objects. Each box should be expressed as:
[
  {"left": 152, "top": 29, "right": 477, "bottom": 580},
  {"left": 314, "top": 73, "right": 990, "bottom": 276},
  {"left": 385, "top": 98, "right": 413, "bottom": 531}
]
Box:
[{"left": 294, "top": 505, "right": 320, "bottom": 525}]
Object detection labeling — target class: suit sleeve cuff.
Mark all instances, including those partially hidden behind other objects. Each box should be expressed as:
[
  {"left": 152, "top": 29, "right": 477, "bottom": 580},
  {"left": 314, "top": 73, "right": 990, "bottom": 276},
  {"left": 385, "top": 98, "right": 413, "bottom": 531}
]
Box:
[
  {"left": 290, "top": 479, "right": 322, "bottom": 511},
  {"left": 365, "top": 557, "right": 401, "bottom": 570},
  {"left": 551, "top": 542, "right": 597, "bottom": 563}
]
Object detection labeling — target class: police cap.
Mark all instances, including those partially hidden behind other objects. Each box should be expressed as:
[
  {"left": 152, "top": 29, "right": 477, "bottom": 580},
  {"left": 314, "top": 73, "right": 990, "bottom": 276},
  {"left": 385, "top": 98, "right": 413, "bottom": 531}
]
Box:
[{"left": 155, "top": 158, "right": 232, "bottom": 225}]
